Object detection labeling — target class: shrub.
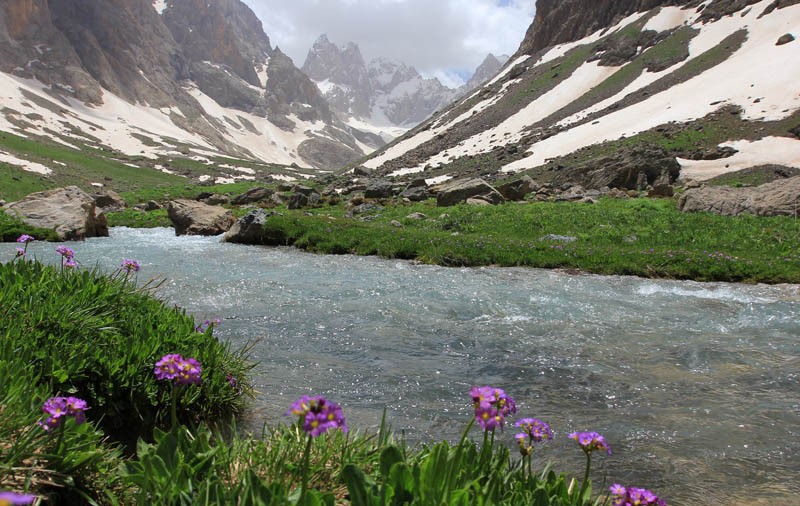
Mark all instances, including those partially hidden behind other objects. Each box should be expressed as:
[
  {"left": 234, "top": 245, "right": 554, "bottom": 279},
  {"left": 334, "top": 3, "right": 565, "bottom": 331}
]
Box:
[{"left": 0, "top": 256, "right": 252, "bottom": 444}]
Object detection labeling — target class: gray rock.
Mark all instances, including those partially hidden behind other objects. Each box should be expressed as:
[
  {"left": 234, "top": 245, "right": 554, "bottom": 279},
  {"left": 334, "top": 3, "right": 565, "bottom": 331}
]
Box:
[
  {"left": 364, "top": 179, "right": 395, "bottom": 199},
  {"left": 776, "top": 33, "right": 795, "bottom": 45},
  {"left": 648, "top": 184, "right": 675, "bottom": 198},
  {"left": 204, "top": 194, "right": 231, "bottom": 206},
  {"left": 93, "top": 189, "right": 127, "bottom": 213},
  {"left": 353, "top": 166, "right": 374, "bottom": 177},
  {"left": 678, "top": 176, "right": 800, "bottom": 216},
  {"left": 5, "top": 186, "right": 108, "bottom": 240},
  {"left": 231, "top": 187, "right": 274, "bottom": 205},
  {"left": 435, "top": 178, "right": 505, "bottom": 207},
  {"left": 390, "top": 220, "right": 403, "bottom": 228},
  {"left": 145, "top": 200, "right": 162, "bottom": 211},
  {"left": 540, "top": 234, "right": 578, "bottom": 243},
  {"left": 167, "top": 199, "right": 235, "bottom": 236},
  {"left": 400, "top": 185, "right": 430, "bottom": 202},
  {"left": 406, "top": 212, "right": 427, "bottom": 220},
  {"left": 0, "top": 199, "right": 6, "bottom": 207},
  {"left": 223, "top": 209, "right": 283, "bottom": 244},
  {"left": 287, "top": 190, "right": 321, "bottom": 209},
  {"left": 497, "top": 176, "right": 535, "bottom": 201},
  {"left": 560, "top": 144, "right": 680, "bottom": 190}
]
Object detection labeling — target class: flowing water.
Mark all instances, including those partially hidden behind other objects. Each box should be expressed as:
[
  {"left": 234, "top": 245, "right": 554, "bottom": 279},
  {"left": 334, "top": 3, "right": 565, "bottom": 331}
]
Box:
[{"left": 5, "top": 227, "right": 799, "bottom": 504}]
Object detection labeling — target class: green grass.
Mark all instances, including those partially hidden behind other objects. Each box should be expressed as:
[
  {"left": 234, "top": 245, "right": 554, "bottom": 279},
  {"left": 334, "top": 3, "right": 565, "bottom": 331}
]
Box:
[
  {"left": 243, "top": 198, "right": 800, "bottom": 283},
  {"left": 0, "top": 259, "right": 252, "bottom": 443},
  {"left": 0, "top": 210, "right": 60, "bottom": 241}
]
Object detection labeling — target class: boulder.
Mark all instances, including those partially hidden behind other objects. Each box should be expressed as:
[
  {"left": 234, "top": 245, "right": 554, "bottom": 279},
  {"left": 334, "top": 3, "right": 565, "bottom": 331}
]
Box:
[
  {"left": 400, "top": 179, "right": 430, "bottom": 201},
  {"left": 203, "top": 194, "right": 231, "bottom": 206},
  {"left": 678, "top": 176, "right": 800, "bottom": 216},
  {"left": 776, "top": 33, "right": 795, "bottom": 45},
  {"left": 223, "top": 209, "right": 283, "bottom": 245},
  {"left": 353, "top": 166, "right": 374, "bottom": 177},
  {"left": 287, "top": 189, "right": 321, "bottom": 209},
  {"left": 497, "top": 176, "right": 536, "bottom": 201},
  {"left": 364, "top": 179, "right": 395, "bottom": 199},
  {"left": 145, "top": 200, "right": 162, "bottom": 211},
  {"left": 435, "top": 178, "right": 505, "bottom": 207},
  {"left": 167, "top": 199, "right": 235, "bottom": 236},
  {"left": 5, "top": 186, "right": 108, "bottom": 240},
  {"left": 231, "top": 187, "right": 273, "bottom": 205},
  {"left": 93, "top": 189, "right": 127, "bottom": 213}
]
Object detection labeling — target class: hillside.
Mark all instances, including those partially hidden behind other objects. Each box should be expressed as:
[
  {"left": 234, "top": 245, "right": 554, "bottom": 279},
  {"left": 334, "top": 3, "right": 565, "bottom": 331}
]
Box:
[{"left": 361, "top": 0, "right": 800, "bottom": 189}]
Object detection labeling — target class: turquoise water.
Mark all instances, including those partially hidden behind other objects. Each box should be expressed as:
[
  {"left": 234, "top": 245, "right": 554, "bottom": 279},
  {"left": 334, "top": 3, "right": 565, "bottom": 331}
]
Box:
[{"left": 5, "top": 227, "right": 799, "bottom": 504}]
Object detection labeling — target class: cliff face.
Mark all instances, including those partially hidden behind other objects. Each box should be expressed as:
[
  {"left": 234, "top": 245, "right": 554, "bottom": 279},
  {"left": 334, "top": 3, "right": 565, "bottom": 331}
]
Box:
[{"left": 518, "top": 0, "right": 693, "bottom": 55}]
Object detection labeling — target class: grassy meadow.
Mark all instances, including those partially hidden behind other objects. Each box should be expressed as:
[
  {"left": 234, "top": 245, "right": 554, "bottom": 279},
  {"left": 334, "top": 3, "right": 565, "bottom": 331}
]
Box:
[{"left": 115, "top": 195, "right": 797, "bottom": 284}]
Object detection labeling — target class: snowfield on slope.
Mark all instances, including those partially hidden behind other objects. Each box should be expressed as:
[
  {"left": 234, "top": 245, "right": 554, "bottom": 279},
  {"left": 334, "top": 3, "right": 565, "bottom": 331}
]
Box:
[{"left": 366, "top": 0, "right": 800, "bottom": 181}]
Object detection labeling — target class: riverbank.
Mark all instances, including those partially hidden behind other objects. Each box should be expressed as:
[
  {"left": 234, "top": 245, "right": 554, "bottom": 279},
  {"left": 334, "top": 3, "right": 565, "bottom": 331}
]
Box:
[{"left": 110, "top": 196, "right": 800, "bottom": 284}]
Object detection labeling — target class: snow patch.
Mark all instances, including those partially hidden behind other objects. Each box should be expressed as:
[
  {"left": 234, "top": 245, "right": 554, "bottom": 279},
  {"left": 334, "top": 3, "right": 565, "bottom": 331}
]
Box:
[
  {"left": 677, "top": 137, "right": 800, "bottom": 181},
  {"left": 643, "top": 6, "right": 696, "bottom": 32},
  {"left": 152, "top": 0, "right": 168, "bottom": 14},
  {"left": 0, "top": 150, "right": 52, "bottom": 175},
  {"left": 502, "top": 1, "right": 800, "bottom": 173}
]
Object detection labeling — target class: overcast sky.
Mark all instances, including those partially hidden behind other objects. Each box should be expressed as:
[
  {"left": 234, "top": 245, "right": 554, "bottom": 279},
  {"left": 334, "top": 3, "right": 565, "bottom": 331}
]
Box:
[{"left": 241, "top": 0, "right": 536, "bottom": 87}]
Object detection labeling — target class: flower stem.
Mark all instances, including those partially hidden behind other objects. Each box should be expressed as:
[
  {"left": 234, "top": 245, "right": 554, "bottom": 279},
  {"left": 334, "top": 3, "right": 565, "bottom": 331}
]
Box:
[
  {"left": 299, "top": 434, "right": 313, "bottom": 504},
  {"left": 579, "top": 451, "right": 592, "bottom": 501},
  {"left": 170, "top": 383, "right": 179, "bottom": 431},
  {"left": 55, "top": 423, "right": 66, "bottom": 455}
]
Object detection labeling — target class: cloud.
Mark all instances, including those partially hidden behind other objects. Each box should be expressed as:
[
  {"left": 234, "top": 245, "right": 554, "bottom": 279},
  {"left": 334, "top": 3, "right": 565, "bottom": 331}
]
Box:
[{"left": 241, "top": 0, "right": 534, "bottom": 86}]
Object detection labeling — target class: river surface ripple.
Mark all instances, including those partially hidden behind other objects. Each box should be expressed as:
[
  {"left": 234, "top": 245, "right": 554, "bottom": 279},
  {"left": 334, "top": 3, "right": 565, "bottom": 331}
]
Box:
[{"left": 5, "top": 227, "right": 799, "bottom": 504}]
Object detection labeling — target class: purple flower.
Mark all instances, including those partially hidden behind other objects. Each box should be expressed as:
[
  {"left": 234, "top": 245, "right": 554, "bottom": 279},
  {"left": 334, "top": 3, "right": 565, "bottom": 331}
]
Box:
[
  {"left": 226, "top": 373, "right": 237, "bottom": 388},
  {"left": 63, "top": 258, "right": 78, "bottom": 269},
  {"left": 175, "top": 357, "right": 202, "bottom": 385},
  {"left": 0, "top": 491, "right": 37, "bottom": 505},
  {"left": 154, "top": 354, "right": 182, "bottom": 381},
  {"left": 287, "top": 395, "right": 347, "bottom": 437},
  {"left": 569, "top": 431, "right": 612, "bottom": 455},
  {"left": 470, "top": 386, "right": 516, "bottom": 431},
  {"left": 195, "top": 318, "right": 221, "bottom": 333},
  {"left": 55, "top": 245, "right": 74, "bottom": 259},
  {"left": 39, "top": 396, "right": 89, "bottom": 431},
  {"left": 120, "top": 259, "right": 140, "bottom": 272},
  {"left": 15, "top": 248, "right": 25, "bottom": 257},
  {"left": 515, "top": 418, "right": 553, "bottom": 457},
  {"left": 609, "top": 484, "right": 666, "bottom": 506},
  {"left": 16, "top": 234, "right": 35, "bottom": 244},
  {"left": 154, "top": 354, "right": 202, "bottom": 385}
]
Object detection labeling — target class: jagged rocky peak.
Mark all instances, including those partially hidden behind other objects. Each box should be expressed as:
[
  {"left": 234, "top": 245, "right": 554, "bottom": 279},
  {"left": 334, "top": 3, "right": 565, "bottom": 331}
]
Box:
[
  {"left": 162, "top": 0, "right": 273, "bottom": 87},
  {"left": 462, "top": 53, "right": 509, "bottom": 92},
  {"left": 368, "top": 57, "right": 420, "bottom": 93},
  {"left": 302, "top": 34, "right": 373, "bottom": 117}
]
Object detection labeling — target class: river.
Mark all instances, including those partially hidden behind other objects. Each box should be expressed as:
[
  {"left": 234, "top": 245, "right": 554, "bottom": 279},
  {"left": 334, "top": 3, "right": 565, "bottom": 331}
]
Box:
[{"left": 4, "top": 227, "right": 799, "bottom": 504}]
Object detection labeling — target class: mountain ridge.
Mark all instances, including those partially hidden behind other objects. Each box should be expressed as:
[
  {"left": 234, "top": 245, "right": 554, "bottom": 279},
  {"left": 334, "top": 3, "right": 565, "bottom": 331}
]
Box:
[
  {"left": 360, "top": 0, "right": 800, "bottom": 191},
  {"left": 0, "top": 0, "right": 367, "bottom": 173}
]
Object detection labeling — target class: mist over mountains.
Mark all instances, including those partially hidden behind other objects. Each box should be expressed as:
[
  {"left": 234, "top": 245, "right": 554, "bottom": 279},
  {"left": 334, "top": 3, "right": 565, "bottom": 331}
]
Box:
[{"left": 301, "top": 34, "right": 507, "bottom": 141}]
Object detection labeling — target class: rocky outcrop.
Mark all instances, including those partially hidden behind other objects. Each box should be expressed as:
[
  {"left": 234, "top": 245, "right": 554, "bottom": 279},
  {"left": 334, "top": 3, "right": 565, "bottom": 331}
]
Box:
[
  {"left": 558, "top": 144, "right": 681, "bottom": 190},
  {"left": 435, "top": 178, "right": 505, "bottom": 207},
  {"left": 223, "top": 209, "right": 284, "bottom": 244},
  {"left": 678, "top": 176, "right": 800, "bottom": 216},
  {"left": 5, "top": 186, "right": 108, "bottom": 240},
  {"left": 167, "top": 199, "right": 235, "bottom": 236},
  {"left": 517, "top": 0, "right": 696, "bottom": 56}
]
